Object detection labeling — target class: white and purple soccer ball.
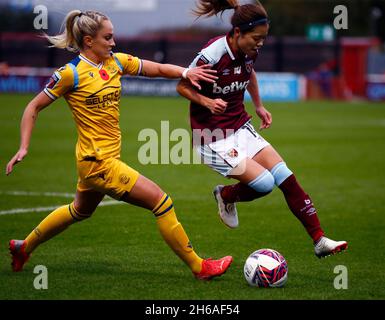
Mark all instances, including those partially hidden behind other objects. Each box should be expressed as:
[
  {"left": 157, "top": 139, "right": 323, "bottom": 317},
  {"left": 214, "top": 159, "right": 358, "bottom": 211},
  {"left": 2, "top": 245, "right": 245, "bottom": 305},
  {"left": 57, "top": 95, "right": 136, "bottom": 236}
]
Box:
[{"left": 244, "top": 248, "right": 288, "bottom": 288}]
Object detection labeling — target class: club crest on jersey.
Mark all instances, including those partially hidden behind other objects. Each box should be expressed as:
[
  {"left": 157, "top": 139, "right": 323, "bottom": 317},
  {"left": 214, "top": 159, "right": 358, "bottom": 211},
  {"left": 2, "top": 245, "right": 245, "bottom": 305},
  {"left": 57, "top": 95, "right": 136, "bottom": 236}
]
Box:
[
  {"left": 246, "top": 60, "right": 254, "bottom": 73},
  {"left": 46, "top": 71, "right": 61, "bottom": 89},
  {"left": 106, "top": 65, "right": 117, "bottom": 74},
  {"left": 234, "top": 66, "right": 242, "bottom": 74},
  {"left": 227, "top": 148, "right": 238, "bottom": 158}
]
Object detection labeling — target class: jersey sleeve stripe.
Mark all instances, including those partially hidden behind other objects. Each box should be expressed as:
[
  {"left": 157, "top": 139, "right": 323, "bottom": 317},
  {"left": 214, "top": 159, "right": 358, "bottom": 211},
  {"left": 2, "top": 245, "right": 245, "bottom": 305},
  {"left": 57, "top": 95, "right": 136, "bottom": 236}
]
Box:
[
  {"left": 68, "top": 63, "right": 79, "bottom": 90},
  {"left": 189, "top": 55, "right": 200, "bottom": 68},
  {"left": 113, "top": 54, "right": 124, "bottom": 72},
  {"left": 197, "top": 36, "right": 233, "bottom": 65},
  {"left": 43, "top": 88, "right": 57, "bottom": 100},
  {"left": 224, "top": 37, "right": 235, "bottom": 60},
  {"left": 137, "top": 59, "right": 143, "bottom": 76}
]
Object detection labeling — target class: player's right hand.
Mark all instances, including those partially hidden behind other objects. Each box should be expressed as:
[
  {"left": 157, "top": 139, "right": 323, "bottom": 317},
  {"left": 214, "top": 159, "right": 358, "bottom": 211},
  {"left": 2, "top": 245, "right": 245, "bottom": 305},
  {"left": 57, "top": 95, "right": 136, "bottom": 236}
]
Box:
[
  {"left": 185, "top": 64, "right": 218, "bottom": 90},
  {"left": 6, "top": 149, "right": 28, "bottom": 176},
  {"left": 206, "top": 98, "right": 227, "bottom": 114}
]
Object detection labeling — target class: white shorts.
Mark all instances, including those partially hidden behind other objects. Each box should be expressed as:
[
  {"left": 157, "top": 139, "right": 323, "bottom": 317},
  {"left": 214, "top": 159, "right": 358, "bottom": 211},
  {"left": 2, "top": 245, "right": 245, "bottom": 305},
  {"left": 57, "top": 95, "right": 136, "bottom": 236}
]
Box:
[{"left": 195, "top": 121, "right": 270, "bottom": 177}]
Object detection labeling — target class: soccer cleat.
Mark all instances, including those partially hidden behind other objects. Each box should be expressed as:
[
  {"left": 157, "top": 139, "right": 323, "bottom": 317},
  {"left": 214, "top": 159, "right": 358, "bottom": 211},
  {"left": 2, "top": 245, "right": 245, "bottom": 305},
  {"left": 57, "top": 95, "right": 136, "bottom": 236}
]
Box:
[
  {"left": 9, "top": 240, "right": 30, "bottom": 272},
  {"left": 213, "top": 185, "right": 239, "bottom": 228},
  {"left": 314, "top": 236, "right": 348, "bottom": 258},
  {"left": 194, "top": 256, "right": 233, "bottom": 280}
]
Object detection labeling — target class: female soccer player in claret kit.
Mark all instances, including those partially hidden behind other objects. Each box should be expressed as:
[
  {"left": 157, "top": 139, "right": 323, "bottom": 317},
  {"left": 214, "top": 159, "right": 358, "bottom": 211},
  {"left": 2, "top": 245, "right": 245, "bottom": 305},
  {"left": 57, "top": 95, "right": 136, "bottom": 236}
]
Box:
[
  {"left": 6, "top": 10, "right": 232, "bottom": 280},
  {"left": 177, "top": 0, "right": 348, "bottom": 258}
]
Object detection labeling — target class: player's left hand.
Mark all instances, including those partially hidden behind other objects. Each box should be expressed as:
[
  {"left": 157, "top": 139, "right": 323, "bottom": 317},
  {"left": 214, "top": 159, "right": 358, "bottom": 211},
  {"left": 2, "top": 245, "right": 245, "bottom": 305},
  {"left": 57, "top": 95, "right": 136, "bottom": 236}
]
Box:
[
  {"left": 6, "top": 148, "right": 28, "bottom": 176},
  {"left": 185, "top": 64, "right": 218, "bottom": 90},
  {"left": 256, "top": 105, "right": 272, "bottom": 130}
]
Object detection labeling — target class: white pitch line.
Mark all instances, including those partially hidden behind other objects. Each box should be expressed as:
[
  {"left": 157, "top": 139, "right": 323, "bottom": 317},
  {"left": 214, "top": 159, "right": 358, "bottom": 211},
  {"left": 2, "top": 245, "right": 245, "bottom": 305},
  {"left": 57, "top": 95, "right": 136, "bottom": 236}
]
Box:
[
  {"left": 0, "top": 191, "right": 75, "bottom": 198},
  {"left": 0, "top": 200, "right": 123, "bottom": 216}
]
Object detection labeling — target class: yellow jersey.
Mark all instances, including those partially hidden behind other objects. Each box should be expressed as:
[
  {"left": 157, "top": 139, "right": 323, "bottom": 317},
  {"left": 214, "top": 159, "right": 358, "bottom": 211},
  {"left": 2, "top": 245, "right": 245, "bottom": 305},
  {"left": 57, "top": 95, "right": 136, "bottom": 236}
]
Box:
[{"left": 44, "top": 52, "right": 142, "bottom": 161}]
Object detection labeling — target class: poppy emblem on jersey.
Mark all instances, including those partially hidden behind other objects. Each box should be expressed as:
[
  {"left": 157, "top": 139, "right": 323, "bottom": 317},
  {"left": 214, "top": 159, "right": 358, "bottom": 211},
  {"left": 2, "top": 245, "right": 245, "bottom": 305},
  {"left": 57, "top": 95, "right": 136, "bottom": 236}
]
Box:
[
  {"left": 99, "top": 69, "right": 109, "bottom": 80},
  {"left": 227, "top": 148, "right": 239, "bottom": 158}
]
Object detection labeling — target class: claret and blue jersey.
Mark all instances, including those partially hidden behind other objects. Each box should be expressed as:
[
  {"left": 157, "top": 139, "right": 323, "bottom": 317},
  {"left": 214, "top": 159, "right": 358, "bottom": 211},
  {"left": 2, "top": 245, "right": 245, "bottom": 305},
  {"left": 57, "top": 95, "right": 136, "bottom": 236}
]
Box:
[{"left": 189, "top": 34, "right": 256, "bottom": 133}]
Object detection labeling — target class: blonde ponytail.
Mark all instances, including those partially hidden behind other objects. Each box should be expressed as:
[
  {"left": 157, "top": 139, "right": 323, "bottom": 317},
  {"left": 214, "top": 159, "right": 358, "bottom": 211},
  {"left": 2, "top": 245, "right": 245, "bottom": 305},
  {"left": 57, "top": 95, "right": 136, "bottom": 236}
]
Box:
[{"left": 45, "top": 10, "right": 109, "bottom": 52}]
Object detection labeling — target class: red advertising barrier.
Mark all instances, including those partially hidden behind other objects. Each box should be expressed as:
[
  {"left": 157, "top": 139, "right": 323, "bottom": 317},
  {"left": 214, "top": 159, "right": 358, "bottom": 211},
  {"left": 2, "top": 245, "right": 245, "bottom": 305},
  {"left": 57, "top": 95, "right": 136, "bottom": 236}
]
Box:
[{"left": 341, "top": 38, "right": 380, "bottom": 96}]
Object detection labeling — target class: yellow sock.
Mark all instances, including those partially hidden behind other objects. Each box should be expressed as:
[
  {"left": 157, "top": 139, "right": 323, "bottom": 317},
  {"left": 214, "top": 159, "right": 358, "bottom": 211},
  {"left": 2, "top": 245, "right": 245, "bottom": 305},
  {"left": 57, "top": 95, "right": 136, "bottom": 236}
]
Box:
[
  {"left": 24, "top": 203, "right": 90, "bottom": 254},
  {"left": 153, "top": 194, "right": 203, "bottom": 273}
]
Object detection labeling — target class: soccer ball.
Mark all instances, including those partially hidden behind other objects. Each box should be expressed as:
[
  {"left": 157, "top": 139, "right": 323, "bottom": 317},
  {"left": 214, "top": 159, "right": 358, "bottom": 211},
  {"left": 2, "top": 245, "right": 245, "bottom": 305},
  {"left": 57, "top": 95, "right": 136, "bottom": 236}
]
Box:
[{"left": 243, "top": 248, "right": 288, "bottom": 288}]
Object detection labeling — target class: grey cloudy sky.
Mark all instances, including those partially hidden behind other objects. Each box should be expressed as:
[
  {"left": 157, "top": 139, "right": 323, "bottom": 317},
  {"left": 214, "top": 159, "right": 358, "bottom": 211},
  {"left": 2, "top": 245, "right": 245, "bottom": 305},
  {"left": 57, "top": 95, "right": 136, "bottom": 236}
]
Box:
[{"left": 6, "top": 0, "right": 240, "bottom": 35}]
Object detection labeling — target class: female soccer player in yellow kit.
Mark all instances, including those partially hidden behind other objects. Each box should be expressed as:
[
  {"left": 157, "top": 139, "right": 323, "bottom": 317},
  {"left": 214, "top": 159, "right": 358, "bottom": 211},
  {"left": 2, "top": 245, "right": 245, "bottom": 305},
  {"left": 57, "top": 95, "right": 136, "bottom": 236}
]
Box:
[{"left": 6, "top": 10, "right": 232, "bottom": 280}]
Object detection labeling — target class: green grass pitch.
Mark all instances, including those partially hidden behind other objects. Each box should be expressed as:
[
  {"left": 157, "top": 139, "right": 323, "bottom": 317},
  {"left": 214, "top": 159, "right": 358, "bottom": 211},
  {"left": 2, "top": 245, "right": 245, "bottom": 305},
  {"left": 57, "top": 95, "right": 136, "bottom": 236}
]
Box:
[{"left": 0, "top": 93, "right": 384, "bottom": 300}]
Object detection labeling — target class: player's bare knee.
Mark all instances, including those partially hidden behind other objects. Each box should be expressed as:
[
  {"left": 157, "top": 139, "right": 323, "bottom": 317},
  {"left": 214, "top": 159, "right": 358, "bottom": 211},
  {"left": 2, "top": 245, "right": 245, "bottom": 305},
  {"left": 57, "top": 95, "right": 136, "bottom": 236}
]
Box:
[{"left": 143, "top": 187, "right": 164, "bottom": 210}]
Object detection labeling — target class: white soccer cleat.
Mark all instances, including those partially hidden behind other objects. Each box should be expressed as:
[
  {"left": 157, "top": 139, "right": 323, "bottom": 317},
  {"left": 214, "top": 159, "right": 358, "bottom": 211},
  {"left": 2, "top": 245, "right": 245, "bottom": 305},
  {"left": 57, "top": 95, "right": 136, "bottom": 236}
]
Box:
[
  {"left": 314, "top": 236, "right": 348, "bottom": 258},
  {"left": 213, "top": 185, "right": 239, "bottom": 228}
]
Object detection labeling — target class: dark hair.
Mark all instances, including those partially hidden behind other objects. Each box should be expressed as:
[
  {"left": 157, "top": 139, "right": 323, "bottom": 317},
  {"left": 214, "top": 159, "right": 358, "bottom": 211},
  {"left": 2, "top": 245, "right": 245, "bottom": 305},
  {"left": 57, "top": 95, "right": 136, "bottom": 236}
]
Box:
[{"left": 193, "top": 0, "right": 268, "bottom": 34}]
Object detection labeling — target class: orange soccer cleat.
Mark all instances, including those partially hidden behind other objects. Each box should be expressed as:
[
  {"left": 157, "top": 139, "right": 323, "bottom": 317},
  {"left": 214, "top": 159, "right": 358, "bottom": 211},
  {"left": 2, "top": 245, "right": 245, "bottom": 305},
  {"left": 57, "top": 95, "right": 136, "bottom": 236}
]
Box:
[
  {"left": 9, "top": 240, "right": 30, "bottom": 272},
  {"left": 194, "top": 256, "right": 233, "bottom": 280}
]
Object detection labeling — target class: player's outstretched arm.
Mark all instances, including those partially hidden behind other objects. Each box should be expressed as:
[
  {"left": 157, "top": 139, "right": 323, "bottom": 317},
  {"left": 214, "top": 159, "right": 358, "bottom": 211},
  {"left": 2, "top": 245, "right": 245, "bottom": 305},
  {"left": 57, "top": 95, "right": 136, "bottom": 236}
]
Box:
[
  {"left": 141, "top": 60, "right": 217, "bottom": 90},
  {"left": 176, "top": 79, "right": 227, "bottom": 114},
  {"left": 6, "top": 91, "right": 53, "bottom": 175},
  {"left": 247, "top": 69, "right": 272, "bottom": 130}
]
